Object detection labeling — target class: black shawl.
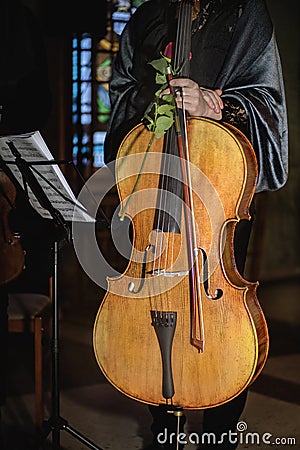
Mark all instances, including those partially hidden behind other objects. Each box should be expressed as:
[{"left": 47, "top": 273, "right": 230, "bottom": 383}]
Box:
[{"left": 104, "top": 0, "right": 288, "bottom": 192}]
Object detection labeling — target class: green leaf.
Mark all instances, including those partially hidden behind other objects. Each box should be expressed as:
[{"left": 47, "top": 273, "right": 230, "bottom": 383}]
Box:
[
  {"left": 143, "top": 56, "right": 177, "bottom": 140},
  {"left": 156, "top": 73, "right": 167, "bottom": 85},
  {"left": 157, "top": 104, "right": 174, "bottom": 117},
  {"left": 154, "top": 129, "right": 165, "bottom": 138},
  {"left": 161, "top": 93, "right": 174, "bottom": 103},
  {"left": 148, "top": 57, "right": 168, "bottom": 74},
  {"left": 156, "top": 115, "right": 174, "bottom": 131}
]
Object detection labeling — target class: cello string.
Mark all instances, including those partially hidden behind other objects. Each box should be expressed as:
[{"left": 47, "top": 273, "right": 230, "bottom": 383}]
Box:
[
  {"left": 155, "top": 132, "right": 169, "bottom": 310},
  {"left": 153, "top": 0, "right": 192, "bottom": 311},
  {"left": 169, "top": 0, "right": 190, "bottom": 280},
  {"left": 177, "top": 1, "right": 189, "bottom": 277},
  {"left": 169, "top": 2, "right": 184, "bottom": 279},
  {"left": 162, "top": 131, "right": 172, "bottom": 309},
  {"left": 156, "top": 0, "right": 189, "bottom": 305}
]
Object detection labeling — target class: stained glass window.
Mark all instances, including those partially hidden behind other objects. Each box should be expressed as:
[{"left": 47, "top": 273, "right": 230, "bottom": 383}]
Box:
[{"left": 72, "top": 0, "right": 148, "bottom": 170}]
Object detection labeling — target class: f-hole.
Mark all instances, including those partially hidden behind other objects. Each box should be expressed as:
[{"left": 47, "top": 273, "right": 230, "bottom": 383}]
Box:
[{"left": 198, "top": 247, "right": 223, "bottom": 300}]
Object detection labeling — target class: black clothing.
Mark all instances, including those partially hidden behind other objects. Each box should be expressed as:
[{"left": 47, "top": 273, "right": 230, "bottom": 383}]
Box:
[
  {"left": 148, "top": 388, "right": 248, "bottom": 449},
  {"left": 201, "top": 389, "right": 248, "bottom": 449},
  {"left": 104, "top": 0, "right": 288, "bottom": 193}
]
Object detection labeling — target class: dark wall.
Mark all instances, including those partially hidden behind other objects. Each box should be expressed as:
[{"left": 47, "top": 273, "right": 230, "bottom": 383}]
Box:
[
  {"left": 42, "top": 0, "right": 107, "bottom": 37},
  {"left": 22, "top": 0, "right": 107, "bottom": 36}
]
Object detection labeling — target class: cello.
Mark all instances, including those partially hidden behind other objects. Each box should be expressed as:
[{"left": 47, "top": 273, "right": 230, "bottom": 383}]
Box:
[{"left": 93, "top": 0, "right": 269, "bottom": 410}]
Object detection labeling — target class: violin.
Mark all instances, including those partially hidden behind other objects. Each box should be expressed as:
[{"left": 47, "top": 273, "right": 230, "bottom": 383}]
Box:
[
  {"left": 0, "top": 167, "right": 25, "bottom": 286},
  {"left": 93, "top": 0, "right": 269, "bottom": 409}
]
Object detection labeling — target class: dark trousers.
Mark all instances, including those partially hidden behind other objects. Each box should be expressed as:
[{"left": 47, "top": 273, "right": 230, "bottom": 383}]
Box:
[
  {"left": 149, "top": 389, "right": 247, "bottom": 449},
  {"left": 201, "top": 389, "right": 248, "bottom": 449}
]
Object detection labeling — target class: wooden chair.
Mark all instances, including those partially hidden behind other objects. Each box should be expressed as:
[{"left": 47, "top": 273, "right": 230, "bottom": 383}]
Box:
[{"left": 7, "top": 292, "right": 52, "bottom": 430}]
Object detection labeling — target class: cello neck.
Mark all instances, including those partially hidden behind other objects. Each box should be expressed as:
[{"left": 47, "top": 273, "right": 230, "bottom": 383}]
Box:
[{"left": 173, "top": 0, "right": 193, "bottom": 76}]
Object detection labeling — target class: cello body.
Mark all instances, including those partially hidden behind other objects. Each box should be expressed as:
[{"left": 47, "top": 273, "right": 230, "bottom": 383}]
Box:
[{"left": 93, "top": 117, "right": 269, "bottom": 409}]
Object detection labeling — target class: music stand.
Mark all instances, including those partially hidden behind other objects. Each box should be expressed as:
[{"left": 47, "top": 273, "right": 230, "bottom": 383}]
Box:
[{"left": 0, "top": 137, "right": 105, "bottom": 450}]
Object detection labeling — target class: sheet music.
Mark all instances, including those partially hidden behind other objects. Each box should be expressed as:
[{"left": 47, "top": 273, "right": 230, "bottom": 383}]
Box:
[{"left": 0, "top": 131, "right": 94, "bottom": 223}]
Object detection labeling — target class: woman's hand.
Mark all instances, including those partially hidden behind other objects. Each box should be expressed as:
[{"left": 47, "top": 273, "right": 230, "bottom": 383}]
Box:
[{"left": 161, "top": 78, "right": 223, "bottom": 120}]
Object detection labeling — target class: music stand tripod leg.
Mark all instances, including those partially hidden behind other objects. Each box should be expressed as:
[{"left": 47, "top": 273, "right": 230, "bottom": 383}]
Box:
[
  {"left": 3, "top": 139, "right": 105, "bottom": 449},
  {"left": 38, "top": 241, "right": 104, "bottom": 450}
]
